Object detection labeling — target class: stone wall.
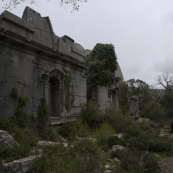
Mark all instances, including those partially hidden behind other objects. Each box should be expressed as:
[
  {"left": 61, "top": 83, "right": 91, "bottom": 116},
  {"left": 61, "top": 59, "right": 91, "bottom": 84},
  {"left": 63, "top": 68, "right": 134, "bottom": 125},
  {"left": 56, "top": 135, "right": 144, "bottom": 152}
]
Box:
[{"left": 0, "top": 7, "right": 87, "bottom": 123}]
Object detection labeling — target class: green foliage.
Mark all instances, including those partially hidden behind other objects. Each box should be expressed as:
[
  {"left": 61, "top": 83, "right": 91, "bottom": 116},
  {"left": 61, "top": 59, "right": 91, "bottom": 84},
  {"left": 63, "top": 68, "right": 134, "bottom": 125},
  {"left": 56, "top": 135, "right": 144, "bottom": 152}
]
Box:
[
  {"left": 12, "top": 127, "right": 39, "bottom": 148},
  {"left": 37, "top": 98, "right": 49, "bottom": 128},
  {"left": 162, "top": 86, "right": 173, "bottom": 117},
  {"left": 12, "top": 97, "right": 29, "bottom": 128},
  {"left": 86, "top": 43, "right": 118, "bottom": 100},
  {"left": 108, "top": 135, "right": 126, "bottom": 147},
  {"left": 0, "top": 126, "right": 39, "bottom": 162},
  {"left": 148, "top": 136, "right": 173, "bottom": 154},
  {"left": 38, "top": 128, "right": 61, "bottom": 142},
  {"left": 0, "top": 144, "right": 30, "bottom": 162},
  {"left": 119, "top": 150, "right": 161, "bottom": 173},
  {"left": 142, "top": 153, "right": 161, "bottom": 173},
  {"left": 80, "top": 101, "right": 104, "bottom": 127},
  {"left": 30, "top": 144, "right": 75, "bottom": 173},
  {"left": 142, "top": 102, "right": 166, "bottom": 124},
  {"left": 91, "top": 123, "right": 115, "bottom": 150},
  {"left": 10, "top": 87, "right": 30, "bottom": 128},
  {"left": 0, "top": 117, "right": 15, "bottom": 133},
  {"left": 73, "top": 139, "right": 100, "bottom": 155},
  {"left": 30, "top": 142, "right": 105, "bottom": 173},
  {"left": 127, "top": 79, "right": 152, "bottom": 115},
  {"left": 118, "top": 81, "right": 129, "bottom": 114},
  {"left": 60, "top": 73, "right": 75, "bottom": 113},
  {"left": 58, "top": 120, "right": 88, "bottom": 140}
]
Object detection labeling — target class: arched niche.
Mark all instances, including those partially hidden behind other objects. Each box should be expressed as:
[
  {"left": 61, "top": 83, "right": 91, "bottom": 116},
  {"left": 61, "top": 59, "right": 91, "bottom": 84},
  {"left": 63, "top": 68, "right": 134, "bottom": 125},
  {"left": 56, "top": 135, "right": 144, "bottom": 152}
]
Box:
[{"left": 42, "top": 68, "right": 64, "bottom": 117}]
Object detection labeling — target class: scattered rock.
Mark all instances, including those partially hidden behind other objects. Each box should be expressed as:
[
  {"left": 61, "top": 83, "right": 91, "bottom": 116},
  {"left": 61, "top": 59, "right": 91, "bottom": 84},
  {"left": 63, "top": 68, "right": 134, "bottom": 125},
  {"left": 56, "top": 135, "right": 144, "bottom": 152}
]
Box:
[
  {"left": 114, "top": 157, "right": 120, "bottom": 162},
  {"left": 105, "top": 164, "right": 110, "bottom": 169},
  {"left": 137, "top": 118, "right": 150, "bottom": 123},
  {"left": 111, "top": 145, "right": 125, "bottom": 152},
  {"left": 0, "top": 130, "right": 17, "bottom": 148},
  {"left": 111, "top": 133, "right": 123, "bottom": 139},
  {"left": 104, "top": 170, "right": 111, "bottom": 173},
  {"left": 1, "top": 155, "right": 37, "bottom": 173},
  {"left": 37, "top": 141, "right": 68, "bottom": 147}
]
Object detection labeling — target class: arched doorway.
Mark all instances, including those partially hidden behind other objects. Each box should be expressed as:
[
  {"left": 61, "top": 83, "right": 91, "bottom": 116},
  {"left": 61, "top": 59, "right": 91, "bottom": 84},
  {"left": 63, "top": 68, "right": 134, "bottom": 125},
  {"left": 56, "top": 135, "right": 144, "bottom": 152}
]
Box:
[{"left": 49, "top": 76, "right": 60, "bottom": 117}]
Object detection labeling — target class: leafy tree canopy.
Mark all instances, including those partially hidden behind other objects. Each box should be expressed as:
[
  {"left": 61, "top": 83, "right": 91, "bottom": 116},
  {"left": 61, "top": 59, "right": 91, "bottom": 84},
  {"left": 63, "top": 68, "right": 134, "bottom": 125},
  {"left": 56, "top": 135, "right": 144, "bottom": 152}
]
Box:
[{"left": 86, "top": 43, "right": 118, "bottom": 100}]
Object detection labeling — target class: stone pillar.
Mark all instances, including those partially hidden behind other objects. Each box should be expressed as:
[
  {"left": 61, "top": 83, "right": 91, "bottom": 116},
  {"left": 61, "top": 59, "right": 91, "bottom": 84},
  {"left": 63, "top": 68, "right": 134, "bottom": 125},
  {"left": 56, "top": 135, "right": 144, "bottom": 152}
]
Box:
[
  {"left": 111, "top": 86, "right": 119, "bottom": 110},
  {"left": 129, "top": 95, "right": 139, "bottom": 118},
  {"left": 44, "top": 83, "right": 50, "bottom": 104},
  {"left": 111, "top": 77, "right": 121, "bottom": 110},
  {"left": 42, "top": 72, "right": 49, "bottom": 103}
]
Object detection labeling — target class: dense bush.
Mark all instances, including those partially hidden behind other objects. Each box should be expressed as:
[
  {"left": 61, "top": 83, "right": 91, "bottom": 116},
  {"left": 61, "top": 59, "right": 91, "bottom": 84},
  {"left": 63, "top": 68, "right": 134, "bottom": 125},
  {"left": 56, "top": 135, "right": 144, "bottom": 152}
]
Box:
[
  {"left": 80, "top": 101, "right": 104, "bottom": 128},
  {"left": 0, "top": 144, "right": 31, "bottom": 162},
  {"left": 59, "top": 120, "right": 89, "bottom": 140},
  {"left": 91, "top": 123, "right": 115, "bottom": 150},
  {"left": 30, "top": 141, "right": 106, "bottom": 173},
  {"left": 118, "top": 149, "right": 161, "bottom": 173},
  {"left": 37, "top": 98, "right": 49, "bottom": 128}
]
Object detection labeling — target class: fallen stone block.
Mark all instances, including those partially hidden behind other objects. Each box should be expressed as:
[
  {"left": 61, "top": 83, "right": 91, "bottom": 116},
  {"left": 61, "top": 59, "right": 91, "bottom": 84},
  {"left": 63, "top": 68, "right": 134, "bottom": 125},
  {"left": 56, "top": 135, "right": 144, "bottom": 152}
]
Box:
[
  {"left": 0, "top": 130, "right": 17, "bottom": 148},
  {"left": 111, "top": 145, "right": 125, "bottom": 152}
]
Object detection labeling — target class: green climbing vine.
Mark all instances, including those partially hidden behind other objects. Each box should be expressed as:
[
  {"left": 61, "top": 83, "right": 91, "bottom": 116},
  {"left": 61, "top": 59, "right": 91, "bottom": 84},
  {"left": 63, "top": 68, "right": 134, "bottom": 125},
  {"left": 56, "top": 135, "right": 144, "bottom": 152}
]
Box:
[
  {"left": 86, "top": 43, "right": 118, "bottom": 100},
  {"left": 60, "top": 73, "right": 75, "bottom": 113},
  {"left": 37, "top": 98, "right": 49, "bottom": 128},
  {"left": 10, "top": 87, "right": 29, "bottom": 128}
]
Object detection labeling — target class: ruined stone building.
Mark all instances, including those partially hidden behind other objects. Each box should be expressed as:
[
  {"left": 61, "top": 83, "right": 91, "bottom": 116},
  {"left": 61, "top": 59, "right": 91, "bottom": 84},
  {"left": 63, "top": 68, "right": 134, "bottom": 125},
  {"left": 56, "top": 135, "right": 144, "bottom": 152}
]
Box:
[{"left": 0, "top": 7, "right": 123, "bottom": 124}]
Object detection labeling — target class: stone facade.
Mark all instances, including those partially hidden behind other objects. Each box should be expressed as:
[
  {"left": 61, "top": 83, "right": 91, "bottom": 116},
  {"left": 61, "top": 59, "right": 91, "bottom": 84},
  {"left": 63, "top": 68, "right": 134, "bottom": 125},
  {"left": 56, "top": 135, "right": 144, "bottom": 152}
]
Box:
[
  {"left": 94, "top": 64, "right": 124, "bottom": 110},
  {"left": 0, "top": 7, "right": 124, "bottom": 123},
  {"left": 0, "top": 7, "right": 88, "bottom": 124}
]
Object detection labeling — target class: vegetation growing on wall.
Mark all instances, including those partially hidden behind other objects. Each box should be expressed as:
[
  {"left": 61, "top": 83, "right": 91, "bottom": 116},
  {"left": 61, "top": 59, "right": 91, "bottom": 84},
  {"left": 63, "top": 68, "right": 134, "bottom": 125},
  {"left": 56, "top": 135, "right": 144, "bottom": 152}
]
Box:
[
  {"left": 60, "top": 73, "right": 75, "bottom": 113},
  {"left": 10, "top": 87, "right": 29, "bottom": 128},
  {"left": 86, "top": 43, "right": 118, "bottom": 100},
  {"left": 37, "top": 98, "right": 49, "bottom": 128}
]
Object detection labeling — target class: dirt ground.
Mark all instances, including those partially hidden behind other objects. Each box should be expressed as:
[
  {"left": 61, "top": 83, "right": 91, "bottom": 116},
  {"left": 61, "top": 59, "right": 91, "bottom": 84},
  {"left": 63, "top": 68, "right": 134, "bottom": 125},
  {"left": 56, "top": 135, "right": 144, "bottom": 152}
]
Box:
[{"left": 161, "top": 156, "right": 173, "bottom": 173}]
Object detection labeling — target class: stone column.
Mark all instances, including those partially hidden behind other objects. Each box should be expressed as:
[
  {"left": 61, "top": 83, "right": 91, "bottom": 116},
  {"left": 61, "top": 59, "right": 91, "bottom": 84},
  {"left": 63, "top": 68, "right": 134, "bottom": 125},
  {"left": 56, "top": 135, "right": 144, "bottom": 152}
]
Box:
[
  {"left": 129, "top": 95, "right": 139, "bottom": 118},
  {"left": 42, "top": 72, "right": 49, "bottom": 103},
  {"left": 44, "top": 83, "right": 50, "bottom": 104},
  {"left": 111, "top": 86, "right": 119, "bottom": 110}
]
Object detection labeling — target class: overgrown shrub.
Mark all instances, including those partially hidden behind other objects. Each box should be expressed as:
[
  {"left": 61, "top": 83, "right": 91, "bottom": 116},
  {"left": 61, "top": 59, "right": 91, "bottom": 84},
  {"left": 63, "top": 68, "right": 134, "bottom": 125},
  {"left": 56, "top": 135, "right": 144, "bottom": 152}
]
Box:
[
  {"left": 0, "top": 144, "right": 31, "bottom": 162},
  {"left": 39, "top": 128, "right": 61, "bottom": 142},
  {"left": 73, "top": 139, "right": 100, "bottom": 155},
  {"left": 91, "top": 123, "right": 115, "bottom": 150},
  {"left": 37, "top": 98, "right": 49, "bottom": 128},
  {"left": 30, "top": 141, "right": 105, "bottom": 173},
  {"left": 80, "top": 101, "right": 104, "bottom": 128},
  {"left": 12, "top": 97, "right": 29, "bottom": 128},
  {"left": 0, "top": 118, "right": 15, "bottom": 133},
  {"left": 142, "top": 102, "right": 165, "bottom": 124},
  {"left": 108, "top": 135, "right": 126, "bottom": 147},
  {"left": 119, "top": 149, "right": 161, "bottom": 173},
  {"left": 148, "top": 136, "right": 173, "bottom": 154},
  {"left": 58, "top": 120, "right": 88, "bottom": 140},
  {"left": 142, "top": 153, "right": 161, "bottom": 173}
]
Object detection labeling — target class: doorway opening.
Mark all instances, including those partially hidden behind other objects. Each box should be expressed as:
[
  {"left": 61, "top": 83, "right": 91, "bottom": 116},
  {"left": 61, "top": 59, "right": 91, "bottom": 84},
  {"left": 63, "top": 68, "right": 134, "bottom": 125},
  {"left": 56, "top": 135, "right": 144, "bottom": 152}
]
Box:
[{"left": 49, "top": 76, "right": 60, "bottom": 117}]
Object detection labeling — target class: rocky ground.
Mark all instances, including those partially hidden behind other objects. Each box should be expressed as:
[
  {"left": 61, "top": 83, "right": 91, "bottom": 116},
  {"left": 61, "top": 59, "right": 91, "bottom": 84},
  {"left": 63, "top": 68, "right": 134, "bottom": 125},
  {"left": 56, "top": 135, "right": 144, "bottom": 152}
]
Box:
[{"left": 161, "top": 156, "right": 173, "bottom": 173}]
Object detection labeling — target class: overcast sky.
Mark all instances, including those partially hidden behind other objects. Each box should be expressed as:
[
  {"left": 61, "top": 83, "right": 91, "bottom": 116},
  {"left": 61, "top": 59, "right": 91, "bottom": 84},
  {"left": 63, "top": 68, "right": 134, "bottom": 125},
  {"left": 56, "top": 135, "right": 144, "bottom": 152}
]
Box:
[{"left": 1, "top": 0, "right": 173, "bottom": 85}]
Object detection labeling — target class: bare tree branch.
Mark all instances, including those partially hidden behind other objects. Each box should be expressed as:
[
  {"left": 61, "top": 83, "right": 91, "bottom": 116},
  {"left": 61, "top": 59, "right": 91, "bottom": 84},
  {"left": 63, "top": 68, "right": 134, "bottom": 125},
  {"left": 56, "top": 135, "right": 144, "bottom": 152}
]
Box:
[
  {"left": 2, "top": 0, "right": 87, "bottom": 11},
  {"left": 156, "top": 73, "right": 173, "bottom": 89}
]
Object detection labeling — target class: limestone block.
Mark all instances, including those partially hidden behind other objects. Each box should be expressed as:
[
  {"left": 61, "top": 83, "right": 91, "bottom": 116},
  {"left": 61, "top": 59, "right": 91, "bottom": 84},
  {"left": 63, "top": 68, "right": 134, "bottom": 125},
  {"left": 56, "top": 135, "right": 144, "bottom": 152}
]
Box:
[
  {"left": 129, "top": 95, "right": 139, "bottom": 117},
  {"left": 137, "top": 118, "right": 150, "bottom": 123},
  {"left": 0, "top": 130, "right": 17, "bottom": 148},
  {"left": 1, "top": 155, "right": 36, "bottom": 173},
  {"left": 111, "top": 145, "right": 125, "bottom": 152},
  {"left": 111, "top": 133, "right": 124, "bottom": 139}
]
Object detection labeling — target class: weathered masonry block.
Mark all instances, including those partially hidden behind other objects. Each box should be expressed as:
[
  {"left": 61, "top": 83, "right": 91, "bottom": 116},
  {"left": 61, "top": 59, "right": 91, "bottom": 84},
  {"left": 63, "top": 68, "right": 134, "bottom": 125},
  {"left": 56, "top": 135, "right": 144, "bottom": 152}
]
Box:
[{"left": 0, "top": 7, "right": 90, "bottom": 124}]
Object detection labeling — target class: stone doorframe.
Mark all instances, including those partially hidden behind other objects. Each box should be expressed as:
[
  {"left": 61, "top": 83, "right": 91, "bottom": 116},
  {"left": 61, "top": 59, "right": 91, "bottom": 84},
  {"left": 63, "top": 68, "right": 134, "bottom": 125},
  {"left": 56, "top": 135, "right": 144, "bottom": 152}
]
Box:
[{"left": 41, "top": 68, "right": 65, "bottom": 115}]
